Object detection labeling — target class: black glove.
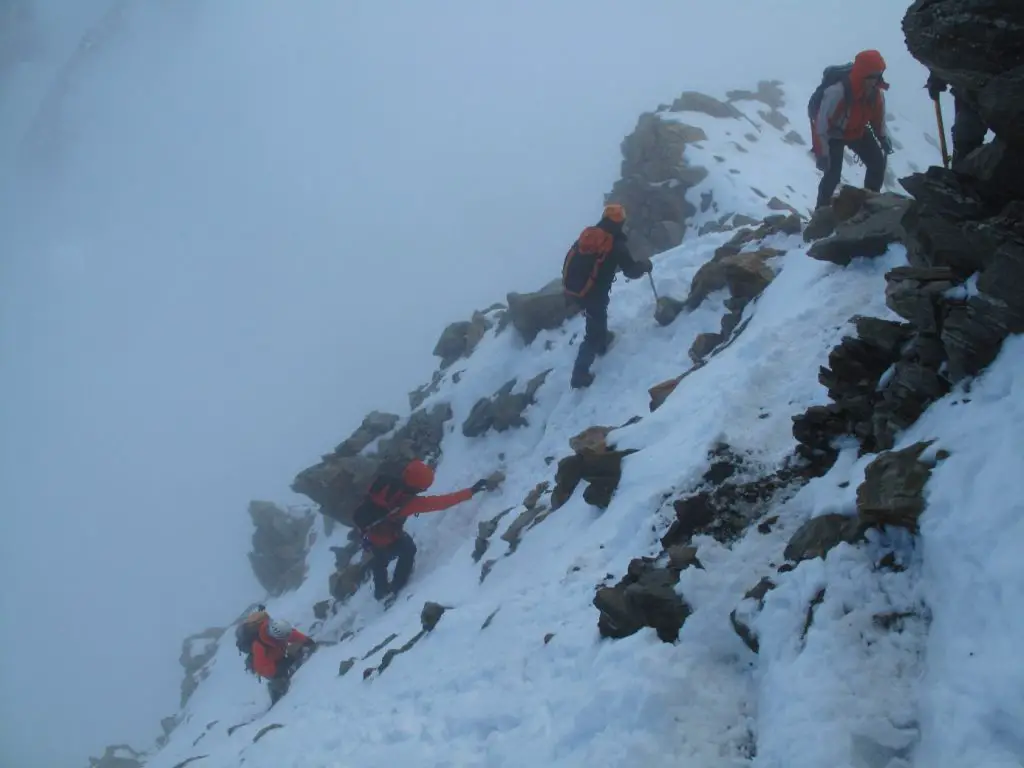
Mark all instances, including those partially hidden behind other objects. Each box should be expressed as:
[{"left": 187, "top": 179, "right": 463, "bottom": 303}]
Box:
[
  {"left": 641, "top": 259, "right": 653, "bottom": 274},
  {"left": 815, "top": 153, "right": 830, "bottom": 172},
  {"left": 304, "top": 637, "right": 317, "bottom": 648},
  {"left": 471, "top": 479, "right": 489, "bottom": 494},
  {"left": 926, "top": 74, "right": 946, "bottom": 101},
  {"left": 879, "top": 134, "right": 893, "bottom": 155}
]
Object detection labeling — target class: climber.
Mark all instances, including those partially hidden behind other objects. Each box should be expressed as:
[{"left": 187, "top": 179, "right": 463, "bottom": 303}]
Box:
[
  {"left": 353, "top": 459, "right": 496, "bottom": 600},
  {"left": 810, "top": 50, "right": 893, "bottom": 210},
  {"left": 926, "top": 72, "right": 988, "bottom": 165},
  {"left": 561, "top": 202, "right": 652, "bottom": 389},
  {"left": 236, "top": 609, "right": 316, "bottom": 705}
]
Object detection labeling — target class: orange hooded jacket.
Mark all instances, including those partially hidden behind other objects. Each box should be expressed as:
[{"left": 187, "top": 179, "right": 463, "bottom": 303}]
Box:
[
  {"left": 812, "top": 49, "right": 889, "bottom": 155},
  {"left": 251, "top": 620, "right": 310, "bottom": 678},
  {"left": 362, "top": 487, "right": 475, "bottom": 547}
]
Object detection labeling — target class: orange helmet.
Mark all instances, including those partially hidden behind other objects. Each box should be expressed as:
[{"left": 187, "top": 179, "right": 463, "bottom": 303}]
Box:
[
  {"left": 602, "top": 203, "right": 626, "bottom": 223},
  {"left": 402, "top": 459, "right": 435, "bottom": 491}
]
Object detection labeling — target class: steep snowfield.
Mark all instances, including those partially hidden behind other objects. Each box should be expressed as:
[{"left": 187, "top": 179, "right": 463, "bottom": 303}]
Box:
[{"left": 140, "top": 84, "right": 1024, "bottom": 768}]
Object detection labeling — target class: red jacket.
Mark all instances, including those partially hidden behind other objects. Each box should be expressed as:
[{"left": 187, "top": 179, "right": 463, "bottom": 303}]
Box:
[
  {"left": 251, "top": 620, "right": 310, "bottom": 678},
  {"left": 812, "top": 49, "right": 889, "bottom": 156},
  {"left": 363, "top": 485, "right": 474, "bottom": 547}
]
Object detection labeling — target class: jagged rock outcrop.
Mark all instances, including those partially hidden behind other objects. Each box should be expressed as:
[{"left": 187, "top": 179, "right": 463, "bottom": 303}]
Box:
[
  {"left": 725, "top": 80, "right": 786, "bottom": 111},
  {"left": 472, "top": 506, "right": 515, "bottom": 562},
  {"left": 156, "top": 716, "right": 178, "bottom": 749},
  {"left": 807, "top": 189, "right": 910, "bottom": 266},
  {"left": 505, "top": 279, "right": 580, "bottom": 344},
  {"left": 594, "top": 551, "right": 698, "bottom": 643},
  {"left": 803, "top": 206, "right": 838, "bottom": 242},
  {"left": 499, "top": 482, "right": 553, "bottom": 555},
  {"left": 421, "top": 601, "right": 447, "bottom": 632},
  {"left": 292, "top": 403, "right": 453, "bottom": 525},
  {"left": 903, "top": 0, "right": 1024, "bottom": 150},
  {"left": 179, "top": 627, "right": 225, "bottom": 707},
  {"left": 606, "top": 111, "right": 710, "bottom": 260},
  {"left": 899, "top": 168, "right": 1024, "bottom": 383},
  {"left": 671, "top": 91, "right": 743, "bottom": 119},
  {"left": 247, "top": 501, "right": 314, "bottom": 595},
  {"left": 783, "top": 513, "right": 864, "bottom": 563},
  {"left": 900, "top": 0, "right": 1024, "bottom": 377},
  {"left": 856, "top": 441, "right": 937, "bottom": 532},
  {"left": 408, "top": 370, "right": 444, "bottom": 410},
  {"left": 685, "top": 212, "right": 802, "bottom": 307},
  {"left": 792, "top": 315, "right": 917, "bottom": 469},
  {"left": 329, "top": 553, "right": 372, "bottom": 602},
  {"left": 87, "top": 744, "right": 145, "bottom": 768},
  {"left": 550, "top": 420, "right": 640, "bottom": 511},
  {"left": 777, "top": 442, "right": 937, "bottom": 577},
  {"left": 333, "top": 411, "right": 400, "bottom": 457},
  {"left": 462, "top": 370, "right": 550, "bottom": 437},
  {"left": 686, "top": 245, "right": 780, "bottom": 310},
  {"left": 432, "top": 311, "right": 492, "bottom": 368}
]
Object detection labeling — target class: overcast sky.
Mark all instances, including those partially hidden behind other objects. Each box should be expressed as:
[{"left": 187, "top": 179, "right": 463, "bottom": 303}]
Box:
[{"left": 0, "top": 1, "right": 932, "bottom": 765}]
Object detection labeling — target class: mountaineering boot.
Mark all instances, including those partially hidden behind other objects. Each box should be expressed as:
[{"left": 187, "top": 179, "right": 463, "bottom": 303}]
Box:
[
  {"left": 373, "top": 581, "right": 391, "bottom": 601},
  {"left": 570, "top": 370, "right": 595, "bottom": 389}
]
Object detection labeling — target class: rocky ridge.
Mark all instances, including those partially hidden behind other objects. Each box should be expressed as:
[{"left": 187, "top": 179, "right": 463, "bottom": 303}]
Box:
[{"left": 84, "top": 5, "right": 1024, "bottom": 760}]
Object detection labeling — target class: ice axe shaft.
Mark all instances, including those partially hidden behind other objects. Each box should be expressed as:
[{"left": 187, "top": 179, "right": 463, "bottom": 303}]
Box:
[{"left": 933, "top": 97, "right": 950, "bottom": 168}]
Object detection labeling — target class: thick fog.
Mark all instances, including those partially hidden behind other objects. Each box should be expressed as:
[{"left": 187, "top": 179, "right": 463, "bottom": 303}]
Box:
[{"left": 0, "top": 1, "right": 931, "bottom": 764}]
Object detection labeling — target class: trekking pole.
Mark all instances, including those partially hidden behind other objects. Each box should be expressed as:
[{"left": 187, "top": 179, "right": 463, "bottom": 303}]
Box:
[
  {"left": 647, "top": 272, "right": 659, "bottom": 302},
  {"left": 933, "top": 97, "right": 950, "bottom": 168}
]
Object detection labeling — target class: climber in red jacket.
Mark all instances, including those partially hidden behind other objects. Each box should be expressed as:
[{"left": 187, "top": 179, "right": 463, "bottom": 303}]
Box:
[
  {"left": 241, "top": 614, "right": 316, "bottom": 704},
  {"left": 811, "top": 49, "right": 893, "bottom": 209},
  {"left": 353, "top": 459, "right": 493, "bottom": 600}
]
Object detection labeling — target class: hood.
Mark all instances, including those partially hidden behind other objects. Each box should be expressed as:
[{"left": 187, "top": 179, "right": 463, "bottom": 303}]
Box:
[{"left": 850, "top": 49, "right": 888, "bottom": 97}]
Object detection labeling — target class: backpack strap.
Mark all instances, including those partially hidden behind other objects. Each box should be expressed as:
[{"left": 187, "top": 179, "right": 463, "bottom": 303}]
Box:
[
  {"left": 355, "top": 478, "right": 413, "bottom": 533},
  {"left": 839, "top": 75, "right": 853, "bottom": 120}
]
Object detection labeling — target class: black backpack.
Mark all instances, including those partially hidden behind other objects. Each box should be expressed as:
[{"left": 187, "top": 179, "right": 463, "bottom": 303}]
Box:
[
  {"left": 235, "top": 610, "right": 267, "bottom": 654},
  {"left": 808, "top": 63, "right": 853, "bottom": 123},
  {"left": 352, "top": 465, "right": 410, "bottom": 531}
]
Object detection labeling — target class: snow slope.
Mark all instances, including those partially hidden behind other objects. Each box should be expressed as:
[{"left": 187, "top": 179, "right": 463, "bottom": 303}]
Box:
[{"left": 136, "top": 83, "right": 1024, "bottom": 768}]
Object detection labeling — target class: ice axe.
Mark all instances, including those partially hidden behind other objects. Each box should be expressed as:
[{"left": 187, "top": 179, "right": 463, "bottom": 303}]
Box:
[
  {"left": 933, "top": 97, "right": 950, "bottom": 168},
  {"left": 647, "top": 272, "right": 659, "bottom": 302}
]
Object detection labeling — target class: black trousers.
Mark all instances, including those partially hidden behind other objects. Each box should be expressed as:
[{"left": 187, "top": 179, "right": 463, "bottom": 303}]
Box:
[
  {"left": 369, "top": 532, "right": 417, "bottom": 597},
  {"left": 572, "top": 294, "right": 610, "bottom": 377},
  {"left": 816, "top": 133, "right": 886, "bottom": 209},
  {"left": 267, "top": 655, "right": 297, "bottom": 704}
]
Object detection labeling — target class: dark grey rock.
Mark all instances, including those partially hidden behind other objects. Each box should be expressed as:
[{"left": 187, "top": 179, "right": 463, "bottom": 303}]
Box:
[
  {"left": 856, "top": 442, "right": 936, "bottom": 532},
  {"left": 783, "top": 513, "right": 864, "bottom": 563}
]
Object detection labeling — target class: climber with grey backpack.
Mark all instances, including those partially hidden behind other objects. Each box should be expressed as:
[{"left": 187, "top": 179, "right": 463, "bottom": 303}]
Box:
[
  {"left": 808, "top": 50, "right": 894, "bottom": 210},
  {"left": 235, "top": 607, "right": 317, "bottom": 705}
]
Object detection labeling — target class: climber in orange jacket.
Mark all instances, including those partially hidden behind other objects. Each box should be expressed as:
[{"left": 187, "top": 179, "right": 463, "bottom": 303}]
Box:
[
  {"left": 353, "top": 459, "right": 493, "bottom": 600},
  {"left": 811, "top": 49, "right": 893, "bottom": 209},
  {"left": 237, "top": 611, "right": 316, "bottom": 704}
]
